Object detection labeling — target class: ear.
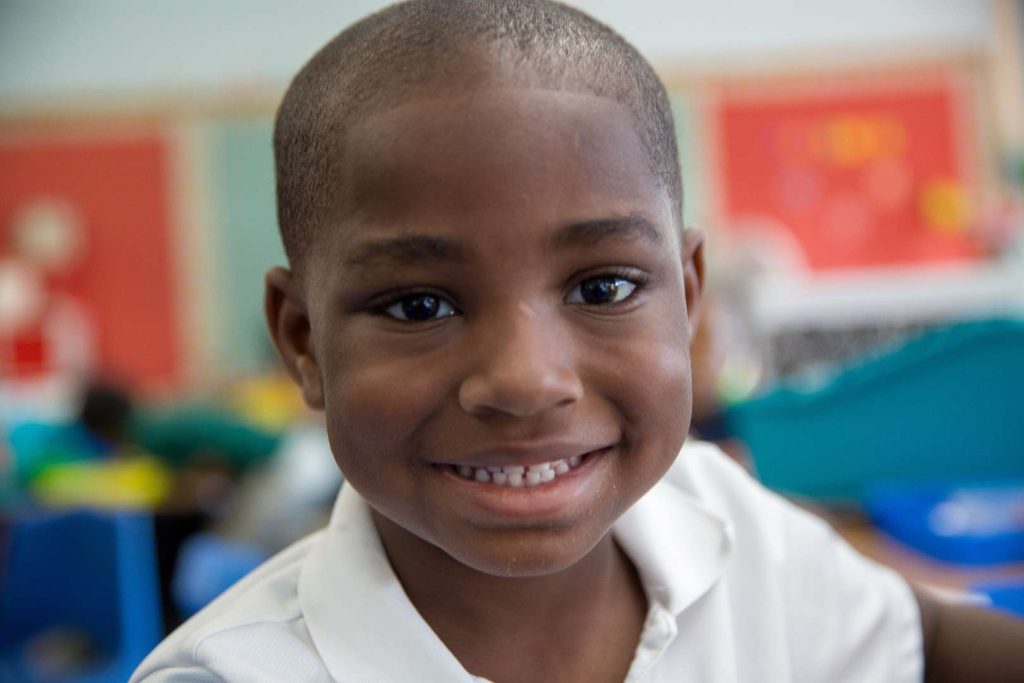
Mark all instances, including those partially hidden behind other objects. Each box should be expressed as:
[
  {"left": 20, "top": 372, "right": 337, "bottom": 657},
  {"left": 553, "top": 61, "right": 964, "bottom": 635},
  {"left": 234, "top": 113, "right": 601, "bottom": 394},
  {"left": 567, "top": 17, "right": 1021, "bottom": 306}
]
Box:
[
  {"left": 681, "top": 228, "right": 706, "bottom": 345},
  {"left": 265, "top": 267, "right": 324, "bottom": 410}
]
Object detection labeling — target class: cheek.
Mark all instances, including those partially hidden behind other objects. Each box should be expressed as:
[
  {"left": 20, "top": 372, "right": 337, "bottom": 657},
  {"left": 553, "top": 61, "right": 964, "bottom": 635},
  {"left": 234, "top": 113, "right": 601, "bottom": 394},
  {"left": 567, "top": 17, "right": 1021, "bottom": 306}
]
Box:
[
  {"left": 319, "top": 358, "right": 450, "bottom": 540},
  {"left": 648, "top": 344, "right": 694, "bottom": 442},
  {"left": 323, "top": 362, "right": 436, "bottom": 454},
  {"left": 319, "top": 347, "right": 452, "bottom": 476},
  {"left": 593, "top": 316, "right": 693, "bottom": 452}
]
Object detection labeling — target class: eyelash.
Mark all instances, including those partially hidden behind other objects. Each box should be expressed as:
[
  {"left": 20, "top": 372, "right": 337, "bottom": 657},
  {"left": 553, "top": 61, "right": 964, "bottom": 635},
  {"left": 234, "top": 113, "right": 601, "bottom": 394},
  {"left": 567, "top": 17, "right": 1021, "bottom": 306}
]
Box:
[
  {"left": 373, "top": 289, "right": 460, "bottom": 323},
  {"left": 372, "top": 270, "right": 649, "bottom": 323},
  {"left": 566, "top": 269, "right": 649, "bottom": 307}
]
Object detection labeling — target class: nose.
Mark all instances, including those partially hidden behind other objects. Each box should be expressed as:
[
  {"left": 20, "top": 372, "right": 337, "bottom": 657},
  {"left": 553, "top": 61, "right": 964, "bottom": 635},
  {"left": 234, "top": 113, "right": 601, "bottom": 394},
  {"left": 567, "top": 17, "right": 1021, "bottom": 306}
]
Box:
[{"left": 458, "top": 304, "right": 583, "bottom": 418}]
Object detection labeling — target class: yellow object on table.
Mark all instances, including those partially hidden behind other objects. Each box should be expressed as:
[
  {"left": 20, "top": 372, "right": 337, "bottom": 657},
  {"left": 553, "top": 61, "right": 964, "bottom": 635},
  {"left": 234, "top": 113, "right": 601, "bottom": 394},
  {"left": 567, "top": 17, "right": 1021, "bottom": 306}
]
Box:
[{"left": 31, "top": 454, "right": 172, "bottom": 509}]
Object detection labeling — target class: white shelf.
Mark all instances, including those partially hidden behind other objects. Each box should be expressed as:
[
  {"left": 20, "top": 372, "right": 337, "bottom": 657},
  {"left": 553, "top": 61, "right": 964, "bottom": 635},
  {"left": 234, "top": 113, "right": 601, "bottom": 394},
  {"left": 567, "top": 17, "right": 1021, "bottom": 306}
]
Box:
[{"left": 750, "top": 262, "right": 1024, "bottom": 331}]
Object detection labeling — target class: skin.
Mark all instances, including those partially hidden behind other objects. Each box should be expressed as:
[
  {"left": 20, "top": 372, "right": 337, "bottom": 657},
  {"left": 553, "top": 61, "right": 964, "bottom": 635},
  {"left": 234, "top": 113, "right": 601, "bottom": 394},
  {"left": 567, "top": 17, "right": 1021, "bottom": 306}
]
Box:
[
  {"left": 266, "top": 72, "right": 1024, "bottom": 682},
  {"left": 916, "top": 588, "right": 1024, "bottom": 683}
]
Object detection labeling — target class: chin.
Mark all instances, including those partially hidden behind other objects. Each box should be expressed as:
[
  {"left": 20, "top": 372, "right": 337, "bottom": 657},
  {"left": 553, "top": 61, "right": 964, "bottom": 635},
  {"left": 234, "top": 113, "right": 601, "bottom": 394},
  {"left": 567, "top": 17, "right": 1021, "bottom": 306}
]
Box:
[{"left": 443, "top": 526, "right": 613, "bottom": 579}]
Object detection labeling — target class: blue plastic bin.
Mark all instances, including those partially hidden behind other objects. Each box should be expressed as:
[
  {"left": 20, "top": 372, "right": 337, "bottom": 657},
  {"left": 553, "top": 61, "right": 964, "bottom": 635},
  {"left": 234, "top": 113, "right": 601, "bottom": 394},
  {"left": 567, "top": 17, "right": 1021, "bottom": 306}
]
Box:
[
  {"left": 866, "top": 482, "right": 1024, "bottom": 566},
  {"left": 973, "top": 581, "right": 1024, "bottom": 618}
]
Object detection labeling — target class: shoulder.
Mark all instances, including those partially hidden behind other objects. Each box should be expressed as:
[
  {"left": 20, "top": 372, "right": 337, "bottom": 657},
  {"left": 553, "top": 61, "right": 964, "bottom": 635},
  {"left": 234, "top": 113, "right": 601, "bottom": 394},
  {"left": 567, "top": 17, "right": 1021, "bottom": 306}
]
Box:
[
  {"left": 663, "top": 439, "right": 766, "bottom": 501},
  {"left": 666, "top": 440, "right": 864, "bottom": 558},
  {"left": 664, "top": 440, "right": 794, "bottom": 536},
  {"left": 664, "top": 441, "right": 923, "bottom": 681},
  {"left": 130, "top": 532, "right": 333, "bottom": 683}
]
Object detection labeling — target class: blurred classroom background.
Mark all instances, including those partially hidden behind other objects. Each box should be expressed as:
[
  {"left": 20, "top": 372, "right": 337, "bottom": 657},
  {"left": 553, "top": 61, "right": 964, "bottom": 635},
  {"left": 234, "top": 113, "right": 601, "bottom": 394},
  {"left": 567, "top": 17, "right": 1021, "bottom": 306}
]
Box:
[{"left": 1, "top": 1, "right": 1023, "bottom": 680}]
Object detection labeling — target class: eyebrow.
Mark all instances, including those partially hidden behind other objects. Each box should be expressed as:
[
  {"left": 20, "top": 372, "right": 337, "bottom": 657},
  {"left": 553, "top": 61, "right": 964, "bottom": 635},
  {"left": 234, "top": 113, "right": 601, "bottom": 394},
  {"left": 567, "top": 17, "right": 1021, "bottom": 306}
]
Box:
[
  {"left": 549, "top": 213, "right": 664, "bottom": 250},
  {"left": 344, "top": 234, "right": 470, "bottom": 270},
  {"left": 343, "top": 213, "right": 663, "bottom": 270}
]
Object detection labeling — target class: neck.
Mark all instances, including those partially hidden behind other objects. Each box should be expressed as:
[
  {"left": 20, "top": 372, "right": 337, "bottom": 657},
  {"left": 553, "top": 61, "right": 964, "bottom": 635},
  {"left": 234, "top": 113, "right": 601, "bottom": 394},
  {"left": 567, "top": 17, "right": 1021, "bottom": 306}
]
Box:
[{"left": 372, "top": 511, "right": 648, "bottom": 683}]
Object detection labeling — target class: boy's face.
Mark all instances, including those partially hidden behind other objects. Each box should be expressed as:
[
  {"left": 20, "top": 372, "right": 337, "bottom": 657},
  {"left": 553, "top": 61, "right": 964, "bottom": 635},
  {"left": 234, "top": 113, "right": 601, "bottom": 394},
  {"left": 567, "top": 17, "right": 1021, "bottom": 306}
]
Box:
[{"left": 268, "top": 84, "right": 703, "bottom": 577}]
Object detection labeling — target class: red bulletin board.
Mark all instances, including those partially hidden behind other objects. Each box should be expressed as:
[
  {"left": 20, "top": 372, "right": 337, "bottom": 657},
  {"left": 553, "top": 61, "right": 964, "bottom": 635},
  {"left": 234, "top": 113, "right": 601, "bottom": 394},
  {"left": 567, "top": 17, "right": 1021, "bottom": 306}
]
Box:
[
  {"left": 713, "top": 74, "right": 981, "bottom": 271},
  {"left": 0, "top": 131, "right": 182, "bottom": 387}
]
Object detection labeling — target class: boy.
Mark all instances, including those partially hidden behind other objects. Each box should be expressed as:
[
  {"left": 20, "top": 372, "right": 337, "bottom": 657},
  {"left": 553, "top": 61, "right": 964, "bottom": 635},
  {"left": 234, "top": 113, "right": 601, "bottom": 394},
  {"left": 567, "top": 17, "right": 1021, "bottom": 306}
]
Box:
[{"left": 134, "top": 1, "right": 1024, "bottom": 681}]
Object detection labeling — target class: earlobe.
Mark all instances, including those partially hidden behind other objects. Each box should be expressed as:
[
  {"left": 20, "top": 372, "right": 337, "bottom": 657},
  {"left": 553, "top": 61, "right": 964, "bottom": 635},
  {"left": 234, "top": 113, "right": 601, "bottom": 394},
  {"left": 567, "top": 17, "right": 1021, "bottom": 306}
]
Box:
[
  {"left": 264, "top": 267, "right": 325, "bottom": 410},
  {"left": 681, "top": 228, "right": 706, "bottom": 344},
  {"left": 295, "top": 353, "right": 324, "bottom": 409}
]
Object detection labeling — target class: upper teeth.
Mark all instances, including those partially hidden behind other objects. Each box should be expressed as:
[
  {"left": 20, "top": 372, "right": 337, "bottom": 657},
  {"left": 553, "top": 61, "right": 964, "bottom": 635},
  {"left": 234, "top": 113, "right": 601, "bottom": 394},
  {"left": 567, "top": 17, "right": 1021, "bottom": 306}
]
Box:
[{"left": 454, "top": 456, "right": 583, "bottom": 487}]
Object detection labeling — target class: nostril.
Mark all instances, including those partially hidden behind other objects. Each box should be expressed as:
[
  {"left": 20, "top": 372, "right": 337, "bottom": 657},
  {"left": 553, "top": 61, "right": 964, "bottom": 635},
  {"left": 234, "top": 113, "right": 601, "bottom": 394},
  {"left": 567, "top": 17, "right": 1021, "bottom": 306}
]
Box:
[
  {"left": 554, "top": 394, "right": 577, "bottom": 409},
  {"left": 457, "top": 367, "right": 582, "bottom": 417}
]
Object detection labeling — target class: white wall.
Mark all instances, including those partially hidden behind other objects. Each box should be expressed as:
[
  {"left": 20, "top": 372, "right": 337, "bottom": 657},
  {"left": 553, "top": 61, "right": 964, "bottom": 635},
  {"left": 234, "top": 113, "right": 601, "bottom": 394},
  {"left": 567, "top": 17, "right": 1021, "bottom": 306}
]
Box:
[{"left": 0, "top": 0, "right": 993, "bottom": 100}]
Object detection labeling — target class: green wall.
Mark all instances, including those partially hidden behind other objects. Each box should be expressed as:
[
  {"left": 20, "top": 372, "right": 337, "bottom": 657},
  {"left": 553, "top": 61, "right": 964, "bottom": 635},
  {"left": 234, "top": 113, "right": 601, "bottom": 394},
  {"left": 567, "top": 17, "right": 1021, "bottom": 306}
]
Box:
[
  {"left": 207, "top": 119, "right": 286, "bottom": 375},
  {"left": 670, "top": 92, "right": 708, "bottom": 229}
]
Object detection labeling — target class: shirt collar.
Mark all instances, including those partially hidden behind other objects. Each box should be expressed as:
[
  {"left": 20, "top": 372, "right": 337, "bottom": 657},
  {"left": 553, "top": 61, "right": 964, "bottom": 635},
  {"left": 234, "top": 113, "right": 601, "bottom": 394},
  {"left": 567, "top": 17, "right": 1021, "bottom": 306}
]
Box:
[
  {"left": 614, "top": 472, "right": 734, "bottom": 615},
  {"left": 299, "top": 466, "right": 733, "bottom": 682},
  {"left": 299, "top": 485, "right": 477, "bottom": 682}
]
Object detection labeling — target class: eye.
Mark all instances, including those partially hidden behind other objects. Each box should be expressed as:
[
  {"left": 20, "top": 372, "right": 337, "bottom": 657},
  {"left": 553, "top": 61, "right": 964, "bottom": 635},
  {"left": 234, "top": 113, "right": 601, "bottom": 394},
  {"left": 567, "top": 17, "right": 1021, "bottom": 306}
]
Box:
[
  {"left": 566, "top": 275, "right": 639, "bottom": 306},
  {"left": 381, "top": 293, "right": 457, "bottom": 322}
]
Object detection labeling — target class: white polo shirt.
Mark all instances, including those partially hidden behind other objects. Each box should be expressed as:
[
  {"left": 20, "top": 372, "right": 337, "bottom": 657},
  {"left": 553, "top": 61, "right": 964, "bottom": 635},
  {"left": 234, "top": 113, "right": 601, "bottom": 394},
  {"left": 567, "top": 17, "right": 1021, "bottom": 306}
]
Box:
[{"left": 132, "top": 442, "right": 922, "bottom": 682}]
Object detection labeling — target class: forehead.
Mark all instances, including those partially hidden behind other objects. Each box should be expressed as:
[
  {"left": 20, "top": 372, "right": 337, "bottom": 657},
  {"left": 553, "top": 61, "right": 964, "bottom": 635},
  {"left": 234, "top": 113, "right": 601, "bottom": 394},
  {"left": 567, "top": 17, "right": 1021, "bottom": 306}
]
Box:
[{"left": 317, "top": 86, "right": 676, "bottom": 268}]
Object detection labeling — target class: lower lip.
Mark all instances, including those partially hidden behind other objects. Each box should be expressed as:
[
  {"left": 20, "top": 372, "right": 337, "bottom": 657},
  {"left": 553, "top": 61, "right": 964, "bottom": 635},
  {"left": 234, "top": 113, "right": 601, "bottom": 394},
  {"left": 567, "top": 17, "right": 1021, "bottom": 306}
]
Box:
[{"left": 435, "top": 447, "right": 613, "bottom": 522}]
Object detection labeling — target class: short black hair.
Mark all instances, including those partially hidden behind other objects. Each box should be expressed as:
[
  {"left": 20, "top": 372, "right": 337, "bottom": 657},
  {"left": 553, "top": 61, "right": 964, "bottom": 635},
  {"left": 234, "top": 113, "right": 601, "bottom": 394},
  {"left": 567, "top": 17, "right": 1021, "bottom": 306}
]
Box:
[{"left": 274, "top": 0, "right": 681, "bottom": 271}]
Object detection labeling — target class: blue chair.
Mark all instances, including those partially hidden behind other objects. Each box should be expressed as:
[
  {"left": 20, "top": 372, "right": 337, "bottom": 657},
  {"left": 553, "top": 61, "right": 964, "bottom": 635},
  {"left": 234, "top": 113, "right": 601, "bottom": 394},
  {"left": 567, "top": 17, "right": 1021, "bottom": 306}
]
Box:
[
  {"left": 0, "top": 509, "right": 163, "bottom": 682},
  {"left": 172, "top": 533, "right": 267, "bottom": 619}
]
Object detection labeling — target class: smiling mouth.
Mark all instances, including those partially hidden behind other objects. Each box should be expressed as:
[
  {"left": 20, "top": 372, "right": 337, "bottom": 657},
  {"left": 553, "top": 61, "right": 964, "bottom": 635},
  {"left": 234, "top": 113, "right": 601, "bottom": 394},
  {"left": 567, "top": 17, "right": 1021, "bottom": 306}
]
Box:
[{"left": 442, "top": 449, "right": 603, "bottom": 488}]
